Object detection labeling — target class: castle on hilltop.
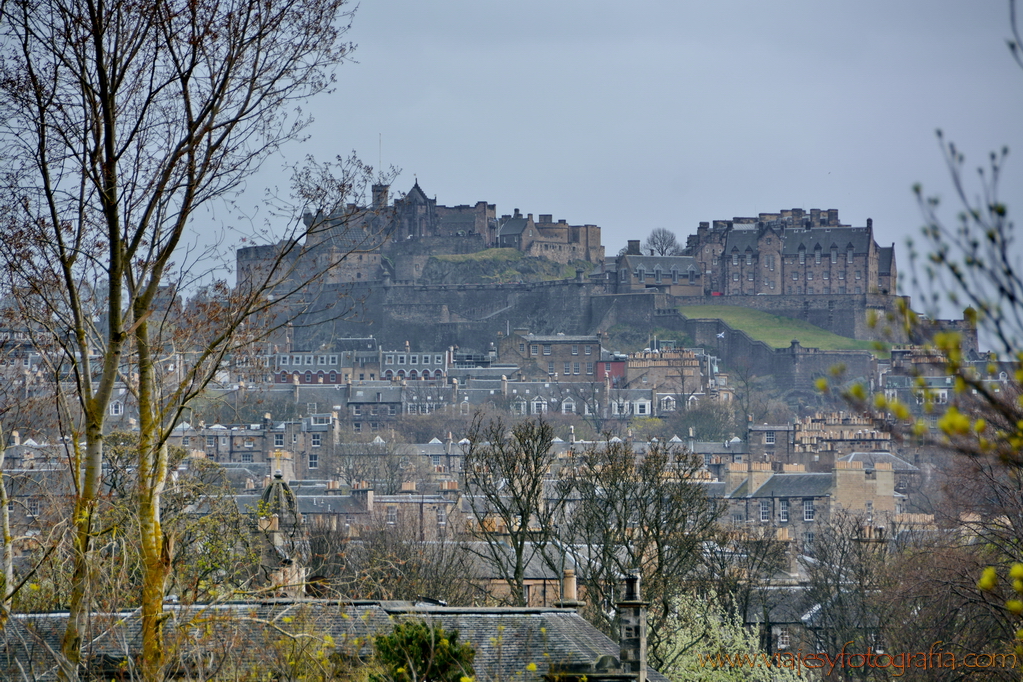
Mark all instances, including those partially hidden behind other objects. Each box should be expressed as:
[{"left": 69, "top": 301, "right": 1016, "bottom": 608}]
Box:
[
  {"left": 236, "top": 181, "right": 604, "bottom": 291},
  {"left": 682, "top": 207, "right": 896, "bottom": 297}
]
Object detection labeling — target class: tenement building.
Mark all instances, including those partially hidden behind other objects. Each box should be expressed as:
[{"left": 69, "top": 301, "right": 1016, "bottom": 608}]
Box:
[{"left": 684, "top": 208, "right": 897, "bottom": 297}]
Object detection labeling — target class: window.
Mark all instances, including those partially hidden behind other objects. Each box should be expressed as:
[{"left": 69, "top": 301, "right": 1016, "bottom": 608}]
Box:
[
  {"left": 110, "top": 401, "right": 123, "bottom": 416},
  {"left": 329, "top": 355, "right": 338, "bottom": 365},
  {"left": 847, "top": 248, "right": 854, "bottom": 264},
  {"left": 206, "top": 436, "right": 216, "bottom": 450},
  {"left": 815, "top": 248, "right": 821, "bottom": 264},
  {"left": 519, "top": 343, "right": 526, "bottom": 353},
  {"left": 543, "top": 344, "right": 552, "bottom": 355},
  {"left": 760, "top": 500, "right": 770, "bottom": 522},
  {"left": 732, "top": 254, "right": 738, "bottom": 266},
  {"left": 573, "top": 362, "right": 580, "bottom": 375},
  {"left": 732, "top": 272, "right": 740, "bottom": 281},
  {"left": 778, "top": 627, "right": 791, "bottom": 649},
  {"left": 548, "top": 361, "right": 555, "bottom": 375},
  {"left": 746, "top": 253, "right": 752, "bottom": 266},
  {"left": 637, "top": 402, "right": 647, "bottom": 415},
  {"left": 280, "top": 356, "right": 289, "bottom": 366},
  {"left": 792, "top": 271, "right": 798, "bottom": 280},
  {"left": 318, "top": 355, "right": 327, "bottom": 365},
  {"left": 866, "top": 501, "right": 874, "bottom": 523},
  {"left": 388, "top": 405, "right": 397, "bottom": 415},
  {"left": 585, "top": 345, "right": 592, "bottom": 355},
  {"left": 353, "top": 405, "right": 362, "bottom": 416},
  {"left": 747, "top": 272, "right": 754, "bottom": 281},
  {"left": 769, "top": 280, "right": 775, "bottom": 290},
  {"left": 838, "top": 271, "right": 845, "bottom": 279},
  {"left": 312, "top": 415, "right": 331, "bottom": 425},
  {"left": 308, "top": 453, "right": 318, "bottom": 469},
  {"left": 831, "top": 248, "right": 838, "bottom": 264},
  {"left": 241, "top": 452, "right": 253, "bottom": 463},
  {"left": 799, "top": 248, "right": 805, "bottom": 265},
  {"left": 305, "top": 356, "right": 313, "bottom": 365},
  {"left": 765, "top": 431, "right": 775, "bottom": 445},
  {"left": 182, "top": 436, "right": 190, "bottom": 447},
  {"left": 530, "top": 344, "right": 539, "bottom": 356},
  {"left": 398, "top": 355, "right": 406, "bottom": 364},
  {"left": 564, "top": 362, "right": 572, "bottom": 375},
  {"left": 586, "top": 362, "right": 594, "bottom": 375},
  {"left": 855, "top": 270, "right": 862, "bottom": 280},
  {"left": 803, "top": 532, "right": 815, "bottom": 554},
  {"left": 311, "top": 434, "right": 322, "bottom": 448},
  {"left": 293, "top": 355, "right": 301, "bottom": 365},
  {"left": 410, "top": 355, "right": 418, "bottom": 364},
  {"left": 779, "top": 499, "right": 789, "bottom": 523},
  {"left": 387, "top": 507, "right": 397, "bottom": 525},
  {"left": 437, "top": 506, "right": 447, "bottom": 526},
  {"left": 803, "top": 499, "right": 815, "bottom": 522},
  {"left": 806, "top": 272, "right": 813, "bottom": 280},
  {"left": 275, "top": 433, "right": 284, "bottom": 448},
  {"left": 572, "top": 345, "right": 579, "bottom": 355},
  {"left": 385, "top": 355, "right": 394, "bottom": 365}
]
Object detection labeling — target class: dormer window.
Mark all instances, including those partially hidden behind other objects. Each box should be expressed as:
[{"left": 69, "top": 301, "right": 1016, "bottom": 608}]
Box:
[{"left": 798, "top": 247, "right": 806, "bottom": 265}]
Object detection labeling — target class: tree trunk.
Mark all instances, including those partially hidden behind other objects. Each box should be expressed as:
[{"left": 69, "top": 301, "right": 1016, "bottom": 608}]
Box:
[{"left": 136, "top": 318, "right": 169, "bottom": 680}]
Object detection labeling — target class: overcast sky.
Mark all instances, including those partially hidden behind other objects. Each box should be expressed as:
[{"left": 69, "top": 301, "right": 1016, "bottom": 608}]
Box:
[{"left": 228, "top": 0, "right": 1023, "bottom": 299}]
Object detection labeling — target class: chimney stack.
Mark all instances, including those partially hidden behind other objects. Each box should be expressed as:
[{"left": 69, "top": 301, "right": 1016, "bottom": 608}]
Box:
[
  {"left": 617, "top": 570, "right": 648, "bottom": 682},
  {"left": 554, "top": 568, "right": 586, "bottom": 614}
]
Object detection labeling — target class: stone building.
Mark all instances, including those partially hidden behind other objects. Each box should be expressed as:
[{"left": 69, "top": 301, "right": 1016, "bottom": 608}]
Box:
[
  {"left": 236, "top": 181, "right": 605, "bottom": 291},
  {"left": 683, "top": 208, "right": 897, "bottom": 297},
  {"left": 714, "top": 459, "right": 900, "bottom": 554},
  {"left": 497, "top": 209, "right": 604, "bottom": 264}
]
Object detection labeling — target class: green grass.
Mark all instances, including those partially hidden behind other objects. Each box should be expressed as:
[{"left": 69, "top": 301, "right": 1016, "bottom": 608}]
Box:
[
  {"left": 432, "top": 248, "right": 523, "bottom": 263},
  {"left": 678, "top": 305, "right": 889, "bottom": 355}
]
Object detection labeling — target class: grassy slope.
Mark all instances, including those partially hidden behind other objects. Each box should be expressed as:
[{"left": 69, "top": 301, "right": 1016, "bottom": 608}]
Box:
[
  {"left": 424, "top": 251, "right": 592, "bottom": 283},
  {"left": 678, "top": 305, "right": 887, "bottom": 354}
]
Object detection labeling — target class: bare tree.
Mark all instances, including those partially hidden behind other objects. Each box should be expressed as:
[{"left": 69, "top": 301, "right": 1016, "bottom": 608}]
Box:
[
  {"left": 0, "top": 0, "right": 374, "bottom": 677},
  {"left": 565, "top": 438, "right": 721, "bottom": 670},
  {"left": 461, "top": 416, "right": 567, "bottom": 606},
  {"left": 643, "top": 228, "right": 683, "bottom": 256}
]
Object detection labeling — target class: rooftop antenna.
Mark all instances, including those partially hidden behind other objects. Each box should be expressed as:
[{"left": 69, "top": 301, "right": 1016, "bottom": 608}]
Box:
[{"left": 378, "top": 133, "right": 382, "bottom": 177}]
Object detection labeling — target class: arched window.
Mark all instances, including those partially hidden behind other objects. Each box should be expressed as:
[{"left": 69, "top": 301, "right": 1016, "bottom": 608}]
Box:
[
  {"left": 660, "top": 396, "right": 676, "bottom": 412},
  {"left": 110, "top": 401, "right": 123, "bottom": 416},
  {"left": 434, "top": 369, "right": 444, "bottom": 378},
  {"left": 397, "top": 370, "right": 406, "bottom": 379},
  {"left": 532, "top": 398, "right": 547, "bottom": 414},
  {"left": 329, "top": 371, "right": 337, "bottom": 382},
  {"left": 304, "top": 371, "right": 312, "bottom": 383},
  {"left": 385, "top": 370, "right": 394, "bottom": 379},
  {"left": 409, "top": 370, "right": 418, "bottom": 379},
  {"left": 317, "top": 371, "right": 325, "bottom": 383},
  {"left": 280, "top": 372, "right": 289, "bottom": 382}
]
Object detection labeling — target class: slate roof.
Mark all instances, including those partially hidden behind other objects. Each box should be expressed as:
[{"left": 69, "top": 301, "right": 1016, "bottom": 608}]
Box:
[
  {"left": 781, "top": 227, "right": 871, "bottom": 256},
  {"left": 499, "top": 217, "right": 528, "bottom": 236},
  {"left": 619, "top": 254, "right": 697, "bottom": 271},
  {"left": 837, "top": 451, "right": 918, "bottom": 473},
  {"left": 878, "top": 246, "right": 895, "bottom": 275},
  {"left": 0, "top": 601, "right": 668, "bottom": 681},
  {"left": 745, "top": 473, "right": 833, "bottom": 499},
  {"left": 723, "top": 230, "right": 760, "bottom": 254}
]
